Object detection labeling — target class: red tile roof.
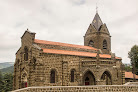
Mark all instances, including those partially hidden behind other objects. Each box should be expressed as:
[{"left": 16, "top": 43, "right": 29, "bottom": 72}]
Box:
[
  {"left": 42, "top": 48, "right": 121, "bottom": 59},
  {"left": 34, "top": 39, "right": 98, "bottom": 51},
  {"left": 43, "top": 48, "right": 97, "bottom": 57},
  {"left": 115, "top": 57, "right": 122, "bottom": 60},
  {"left": 125, "top": 72, "right": 138, "bottom": 79},
  {"left": 34, "top": 39, "right": 121, "bottom": 59},
  {"left": 99, "top": 54, "right": 111, "bottom": 58}
]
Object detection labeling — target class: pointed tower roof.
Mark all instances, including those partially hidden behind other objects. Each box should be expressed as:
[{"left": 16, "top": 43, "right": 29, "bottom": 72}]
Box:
[{"left": 92, "top": 13, "right": 103, "bottom": 31}]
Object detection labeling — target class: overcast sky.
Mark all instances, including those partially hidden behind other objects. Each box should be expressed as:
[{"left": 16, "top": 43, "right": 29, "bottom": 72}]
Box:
[{"left": 0, "top": 0, "right": 138, "bottom": 64}]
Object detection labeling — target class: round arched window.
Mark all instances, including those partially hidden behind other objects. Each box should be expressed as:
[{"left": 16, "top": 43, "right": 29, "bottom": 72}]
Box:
[
  {"left": 103, "top": 40, "right": 107, "bottom": 49},
  {"left": 88, "top": 40, "right": 94, "bottom": 47},
  {"left": 50, "top": 70, "right": 56, "bottom": 83},
  {"left": 71, "top": 69, "right": 75, "bottom": 82},
  {"left": 24, "top": 46, "right": 28, "bottom": 61}
]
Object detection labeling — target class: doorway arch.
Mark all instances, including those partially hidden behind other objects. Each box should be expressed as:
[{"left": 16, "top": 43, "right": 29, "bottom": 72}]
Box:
[
  {"left": 101, "top": 71, "right": 112, "bottom": 85},
  {"left": 83, "top": 71, "right": 96, "bottom": 85},
  {"left": 21, "top": 73, "right": 27, "bottom": 88}
]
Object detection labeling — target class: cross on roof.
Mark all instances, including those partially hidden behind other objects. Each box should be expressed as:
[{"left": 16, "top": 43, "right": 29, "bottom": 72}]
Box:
[{"left": 96, "top": 3, "right": 98, "bottom": 13}]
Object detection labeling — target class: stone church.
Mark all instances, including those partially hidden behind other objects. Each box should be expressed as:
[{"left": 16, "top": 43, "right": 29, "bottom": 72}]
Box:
[{"left": 13, "top": 12, "right": 124, "bottom": 90}]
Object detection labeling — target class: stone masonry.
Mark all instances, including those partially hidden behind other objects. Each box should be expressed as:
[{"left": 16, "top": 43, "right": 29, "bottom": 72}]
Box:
[
  {"left": 13, "top": 12, "right": 124, "bottom": 90},
  {"left": 12, "top": 85, "right": 138, "bottom": 92}
]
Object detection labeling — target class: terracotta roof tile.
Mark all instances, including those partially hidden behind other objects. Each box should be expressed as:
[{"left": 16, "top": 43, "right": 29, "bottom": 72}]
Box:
[
  {"left": 99, "top": 54, "right": 111, "bottom": 58},
  {"left": 42, "top": 48, "right": 97, "bottom": 57},
  {"left": 125, "top": 72, "right": 138, "bottom": 79},
  {"left": 42, "top": 48, "right": 121, "bottom": 60},
  {"left": 99, "top": 54, "right": 121, "bottom": 59},
  {"left": 34, "top": 39, "right": 98, "bottom": 51},
  {"left": 115, "top": 57, "right": 122, "bottom": 60},
  {"left": 34, "top": 39, "right": 121, "bottom": 59}
]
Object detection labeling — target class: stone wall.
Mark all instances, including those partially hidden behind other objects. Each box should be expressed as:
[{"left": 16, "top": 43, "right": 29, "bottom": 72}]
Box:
[
  {"left": 13, "top": 30, "right": 124, "bottom": 90},
  {"left": 84, "top": 23, "right": 111, "bottom": 54},
  {"left": 124, "top": 82, "right": 138, "bottom": 85},
  {"left": 12, "top": 85, "right": 138, "bottom": 92},
  {"left": 125, "top": 78, "right": 138, "bottom": 83}
]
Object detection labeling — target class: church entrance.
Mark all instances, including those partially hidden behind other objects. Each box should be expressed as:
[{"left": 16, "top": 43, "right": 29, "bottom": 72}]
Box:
[
  {"left": 21, "top": 73, "right": 28, "bottom": 88},
  {"left": 83, "top": 71, "right": 96, "bottom": 85},
  {"left": 22, "top": 82, "right": 27, "bottom": 88},
  {"left": 85, "top": 77, "right": 90, "bottom": 85}
]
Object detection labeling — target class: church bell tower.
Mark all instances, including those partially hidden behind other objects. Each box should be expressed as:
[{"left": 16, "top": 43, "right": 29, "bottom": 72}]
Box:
[{"left": 84, "top": 12, "right": 111, "bottom": 54}]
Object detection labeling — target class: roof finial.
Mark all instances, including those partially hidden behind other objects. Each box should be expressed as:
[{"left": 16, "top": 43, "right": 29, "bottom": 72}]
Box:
[{"left": 96, "top": 3, "right": 98, "bottom": 13}]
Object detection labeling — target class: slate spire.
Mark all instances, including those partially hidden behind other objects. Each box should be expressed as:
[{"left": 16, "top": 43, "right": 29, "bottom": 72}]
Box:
[{"left": 91, "top": 13, "right": 103, "bottom": 31}]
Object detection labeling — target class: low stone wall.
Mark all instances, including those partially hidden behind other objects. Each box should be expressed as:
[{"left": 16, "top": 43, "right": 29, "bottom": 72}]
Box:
[
  {"left": 12, "top": 85, "right": 138, "bottom": 92},
  {"left": 124, "top": 82, "right": 138, "bottom": 85}
]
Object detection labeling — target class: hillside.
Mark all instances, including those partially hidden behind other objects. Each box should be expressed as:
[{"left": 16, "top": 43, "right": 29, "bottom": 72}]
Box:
[
  {"left": 0, "top": 62, "right": 14, "bottom": 69},
  {"left": 0, "top": 65, "right": 14, "bottom": 74}
]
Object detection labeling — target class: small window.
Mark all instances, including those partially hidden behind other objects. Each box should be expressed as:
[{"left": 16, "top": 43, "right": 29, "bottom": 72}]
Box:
[
  {"left": 50, "top": 70, "right": 56, "bottom": 83},
  {"left": 33, "top": 57, "right": 36, "bottom": 69},
  {"left": 24, "top": 47, "right": 28, "bottom": 61},
  {"left": 17, "top": 59, "right": 20, "bottom": 68},
  {"left": 117, "top": 70, "right": 119, "bottom": 78},
  {"left": 33, "top": 57, "right": 36, "bottom": 64},
  {"left": 71, "top": 70, "right": 75, "bottom": 82},
  {"left": 88, "top": 40, "right": 94, "bottom": 47},
  {"left": 103, "top": 40, "right": 107, "bottom": 49}
]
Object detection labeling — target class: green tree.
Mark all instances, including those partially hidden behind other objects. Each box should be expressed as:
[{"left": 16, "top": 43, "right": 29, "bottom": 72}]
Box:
[
  {"left": 124, "top": 64, "right": 132, "bottom": 72},
  {"left": 2, "top": 73, "right": 13, "bottom": 92},
  {"left": 128, "top": 45, "right": 138, "bottom": 74},
  {"left": 0, "top": 71, "right": 4, "bottom": 92}
]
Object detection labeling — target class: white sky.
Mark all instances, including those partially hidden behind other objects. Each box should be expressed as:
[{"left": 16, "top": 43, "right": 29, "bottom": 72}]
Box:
[{"left": 0, "top": 0, "right": 138, "bottom": 64}]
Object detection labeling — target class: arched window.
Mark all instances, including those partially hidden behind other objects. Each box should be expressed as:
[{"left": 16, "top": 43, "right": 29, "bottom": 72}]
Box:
[
  {"left": 33, "top": 57, "right": 36, "bottom": 69},
  {"left": 17, "top": 59, "right": 20, "bottom": 69},
  {"left": 50, "top": 70, "right": 56, "bottom": 83},
  {"left": 24, "top": 47, "right": 28, "bottom": 61},
  {"left": 101, "top": 71, "right": 112, "bottom": 85},
  {"left": 101, "top": 73, "right": 106, "bottom": 80},
  {"left": 88, "top": 40, "right": 94, "bottom": 47},
  {"left": 71, "top": 69, "right": 75, "bottom": 82},
  {"left": 103, "top": 40, "right": 107, "bottom": 49},
  {"left": 117, "top": 69, "right": 119, "bottom": 78}
]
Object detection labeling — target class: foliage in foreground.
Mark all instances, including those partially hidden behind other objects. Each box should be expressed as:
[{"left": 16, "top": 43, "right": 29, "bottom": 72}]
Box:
[
  {"left": 0, "top": 71, "right": 13, "bottom": 92},
  {"left": 124, "top": 64, "right": 132, "bottom": 72},
  {"left": 128, "top": 45, "right": 138, "bottom": 74}
]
